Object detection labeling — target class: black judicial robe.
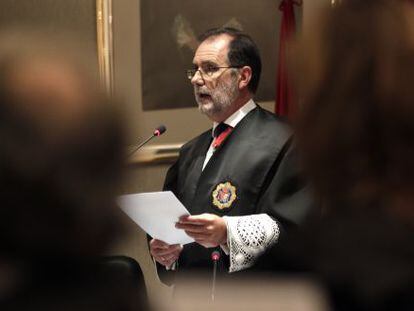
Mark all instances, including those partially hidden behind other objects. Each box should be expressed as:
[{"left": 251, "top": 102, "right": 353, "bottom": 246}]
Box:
[{"left": 159, "top": 106, "right": 314, "bottom": 283}]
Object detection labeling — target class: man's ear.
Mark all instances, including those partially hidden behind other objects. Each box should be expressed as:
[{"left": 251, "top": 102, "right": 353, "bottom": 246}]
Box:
[{"left": 238, "top": 66, "right": 252, "bottom": 91}]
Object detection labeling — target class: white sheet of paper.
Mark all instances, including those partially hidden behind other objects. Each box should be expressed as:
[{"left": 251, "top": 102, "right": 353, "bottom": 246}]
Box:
[{"left": 118, "top": 191, "right": 194, "bottom": 245}]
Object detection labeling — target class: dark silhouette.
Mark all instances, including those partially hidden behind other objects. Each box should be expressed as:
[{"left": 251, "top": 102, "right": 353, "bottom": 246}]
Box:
[
  {"left": 0, "top": 32, "right": 147, "bottom": 310},
  {"left": 256, "top": 1, "right": 414, "bottom": 310}
]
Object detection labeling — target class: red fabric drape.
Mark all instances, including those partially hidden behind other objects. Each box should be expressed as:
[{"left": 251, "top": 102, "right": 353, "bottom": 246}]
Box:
[{"left": 275, "top": 0, "right": 301, "bottom": 117}]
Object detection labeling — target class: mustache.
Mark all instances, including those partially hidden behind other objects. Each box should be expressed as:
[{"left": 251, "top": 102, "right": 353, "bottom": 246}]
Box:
[{"left": 194, "top": 87, "right": 211, "bottom": 96}]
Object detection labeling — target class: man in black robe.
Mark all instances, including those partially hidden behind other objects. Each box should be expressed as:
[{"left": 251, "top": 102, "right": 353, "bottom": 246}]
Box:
[{"left": 149, "top": 27, "right": 314, "bottom": 283}]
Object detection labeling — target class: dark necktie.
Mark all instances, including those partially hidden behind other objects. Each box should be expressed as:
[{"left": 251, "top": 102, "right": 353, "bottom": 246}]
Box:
[{"left": 212, "top": 123, "right": 233, "bottom": 149}]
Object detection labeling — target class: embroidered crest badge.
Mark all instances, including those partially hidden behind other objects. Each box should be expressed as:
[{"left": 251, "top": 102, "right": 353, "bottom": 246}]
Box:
[{"left": 212, "top": 182, "right": 237, "bottom": 210}]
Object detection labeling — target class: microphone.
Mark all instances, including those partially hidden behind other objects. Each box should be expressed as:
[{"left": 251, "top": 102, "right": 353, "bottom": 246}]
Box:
[
  {"left": 153, "top": 125, "right": 166, "bottom": 137},
  {"left": 128, "top": 125, "right": 166, "bottom": 158},
  {"left": 211, "top": 250, "right": 221, "bottom": 301}
]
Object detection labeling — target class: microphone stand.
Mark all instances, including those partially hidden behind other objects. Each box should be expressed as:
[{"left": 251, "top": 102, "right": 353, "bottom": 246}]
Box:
[
  {"left": 127, "top": 125, "right": 166, "bottom": 158},
  {"left": 212, "top": 261, "right": 218, "bottom": 301},
  {"left": 127, "top": 135, "right": 156, "bottom": 158},
  {"left": 211, "top": 250, "right": 220, "bottom": 302}
]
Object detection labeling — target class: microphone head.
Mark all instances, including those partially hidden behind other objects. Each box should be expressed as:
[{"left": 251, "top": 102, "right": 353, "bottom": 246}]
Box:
[
  {"left": 153, "top": 125, "right": 166, "bottom": 137},
  {"left": 211, "top": 250, "right": 221, "bottom": 261}
]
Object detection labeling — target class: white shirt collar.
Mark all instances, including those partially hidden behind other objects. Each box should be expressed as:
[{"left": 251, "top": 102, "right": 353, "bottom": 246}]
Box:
[{"left": 212, "top": 99, "right": 257, "bottom": 136}]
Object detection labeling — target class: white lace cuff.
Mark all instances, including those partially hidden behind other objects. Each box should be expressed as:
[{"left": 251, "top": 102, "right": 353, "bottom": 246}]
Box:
[{"left": 224, "top": 214, "right": 280, "bottom": 273}]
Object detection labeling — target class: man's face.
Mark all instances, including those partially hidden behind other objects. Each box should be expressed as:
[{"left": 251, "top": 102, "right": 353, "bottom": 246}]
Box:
[{"left": 191, "top": 35, "right": 240, "bottom": 120}]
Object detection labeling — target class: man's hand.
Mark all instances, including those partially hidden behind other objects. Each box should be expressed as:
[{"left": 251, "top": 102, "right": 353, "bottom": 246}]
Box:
[
  {"left": 175, "top": 213, "right": 227, "bottom": 248},
  {"left": 149, "top": 239, "right": 183, "bottom": 267}
]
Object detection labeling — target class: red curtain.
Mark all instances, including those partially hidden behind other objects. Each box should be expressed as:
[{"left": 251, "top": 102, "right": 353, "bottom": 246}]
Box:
[{"left": 275, "top": 0, "right": 301, "bottom": 117}]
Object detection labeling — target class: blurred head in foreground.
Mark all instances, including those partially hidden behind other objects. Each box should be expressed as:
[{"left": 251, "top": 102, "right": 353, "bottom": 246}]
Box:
[
  {"left": 294, "top": 0, "right": 414, "bottom": 223},
  {"left": 253, "top": 3, "right": 414, "bottom": 309},
  {"left": 0, "top": 32, "right": 126, "bottom": 262}
]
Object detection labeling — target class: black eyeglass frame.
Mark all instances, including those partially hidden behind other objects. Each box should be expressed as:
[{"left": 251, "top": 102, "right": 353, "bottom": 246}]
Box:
[{"left": 186, "top": 66, "right": 242, "bottom": 80}]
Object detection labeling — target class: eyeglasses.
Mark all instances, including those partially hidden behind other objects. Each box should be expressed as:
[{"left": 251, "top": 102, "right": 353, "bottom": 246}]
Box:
[{"left": 186, "top": 65, "right": 241, "bottom": 80}]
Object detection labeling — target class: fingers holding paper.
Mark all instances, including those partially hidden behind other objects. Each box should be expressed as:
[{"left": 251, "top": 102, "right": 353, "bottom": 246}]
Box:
[
  {"left": 175, "top": 213, "right": 227, "bottom": 248},
  {"left": 149, "top": 239, "right": 183, "bottom": 267}
]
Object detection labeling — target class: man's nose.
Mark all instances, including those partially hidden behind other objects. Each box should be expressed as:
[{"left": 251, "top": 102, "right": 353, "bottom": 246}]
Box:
[{"left": 191, "top": 70, "right": 205, "bottom": 86}]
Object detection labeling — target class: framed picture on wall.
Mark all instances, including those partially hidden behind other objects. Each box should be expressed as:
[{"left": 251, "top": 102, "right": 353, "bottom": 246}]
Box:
[{"left": 140, "top": 0, "right": 281, "bottom": 111}]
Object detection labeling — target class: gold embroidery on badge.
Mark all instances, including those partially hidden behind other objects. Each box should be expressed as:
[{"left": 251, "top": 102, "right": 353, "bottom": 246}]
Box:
[{"left": 212, "top": 182, "right": 237, "bottom": 210}]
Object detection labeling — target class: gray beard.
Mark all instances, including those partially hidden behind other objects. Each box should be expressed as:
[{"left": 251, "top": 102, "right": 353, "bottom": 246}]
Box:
[{"left": 195, "top": 77, "right": 239, "bottom": 119}]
